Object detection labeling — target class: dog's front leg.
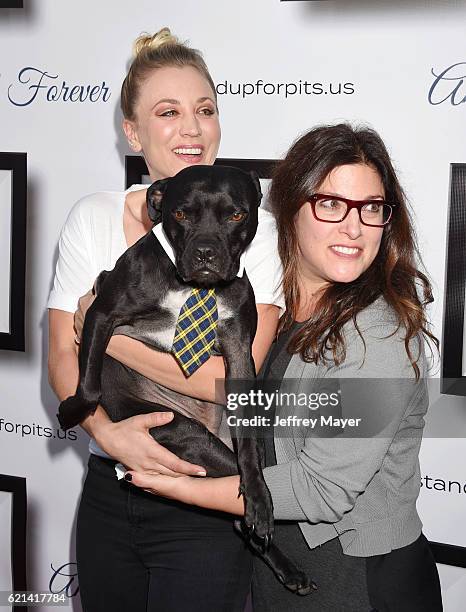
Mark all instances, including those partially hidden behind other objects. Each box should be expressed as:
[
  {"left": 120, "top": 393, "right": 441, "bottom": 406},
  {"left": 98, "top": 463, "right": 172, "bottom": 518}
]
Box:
[
  {"left": 233, "top": 429, "right": 274, "bottom": 542},
  {"left": 219, "top": 333, "right": 274, "bottom": 542},
  {"left": 58, "top": 302, "right": 123, "bottom": 431}
]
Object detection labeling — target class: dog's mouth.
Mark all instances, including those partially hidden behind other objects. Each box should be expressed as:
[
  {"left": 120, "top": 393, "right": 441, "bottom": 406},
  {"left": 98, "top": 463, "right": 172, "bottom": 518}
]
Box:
[
  {"left": 177, "top": 260, "right": 239, "bottom": 286},
  {"left": 180, "top": 266, "right": 224, "bottom": 286},
  {"left": 175, "top": 242, "right": 242, "bottom": 285}
]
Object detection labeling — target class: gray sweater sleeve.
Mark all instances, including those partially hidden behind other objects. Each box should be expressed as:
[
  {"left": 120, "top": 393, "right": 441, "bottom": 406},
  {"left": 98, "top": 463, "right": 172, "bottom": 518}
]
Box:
[{"left": 263, "top": 304, "right": 427, "bottom": 523}]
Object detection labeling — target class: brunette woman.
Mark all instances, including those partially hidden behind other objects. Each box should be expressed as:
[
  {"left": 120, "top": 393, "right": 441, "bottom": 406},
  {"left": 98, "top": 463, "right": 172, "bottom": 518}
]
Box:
[{"left": 128, "top": 124, "right": 443, "bottom": 611}]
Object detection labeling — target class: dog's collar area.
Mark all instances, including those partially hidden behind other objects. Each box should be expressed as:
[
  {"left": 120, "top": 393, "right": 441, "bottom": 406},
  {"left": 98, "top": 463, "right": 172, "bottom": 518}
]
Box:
[{"left": 152, "top": 224, "right": 246, "bottom": 277}]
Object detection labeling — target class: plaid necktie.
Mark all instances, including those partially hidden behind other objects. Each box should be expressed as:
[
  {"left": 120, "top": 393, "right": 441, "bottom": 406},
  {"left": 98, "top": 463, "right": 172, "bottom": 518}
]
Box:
[{"left": 172, "top": 288, "right": 218, "bottom": 376}]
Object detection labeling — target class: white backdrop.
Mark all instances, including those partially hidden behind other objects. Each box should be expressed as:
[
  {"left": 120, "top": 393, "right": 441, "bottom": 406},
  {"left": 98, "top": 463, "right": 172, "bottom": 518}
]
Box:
[{"left": 1, "top": 0, "right": 466, "bottom": 610}]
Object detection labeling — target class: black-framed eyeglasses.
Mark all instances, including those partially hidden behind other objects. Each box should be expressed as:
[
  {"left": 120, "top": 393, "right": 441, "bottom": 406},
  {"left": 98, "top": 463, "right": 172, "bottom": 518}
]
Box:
[{"left": 308, "top": 194, "right": 396, "bottom": 227}]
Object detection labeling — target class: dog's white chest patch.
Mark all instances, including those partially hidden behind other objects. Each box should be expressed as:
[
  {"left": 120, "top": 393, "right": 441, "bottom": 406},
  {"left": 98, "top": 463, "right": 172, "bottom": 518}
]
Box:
[
  {"left": 161, "top": 288, "right": 193, "bottom": 315},
  {"left": 145, "top": 288, "right": 193, "bottom": 350},
  {"left": 124, "top": 288, "right": 235, "bottom": 352},
  {"left": 216, "top": 295, "right": 234, "bottom": 321}
]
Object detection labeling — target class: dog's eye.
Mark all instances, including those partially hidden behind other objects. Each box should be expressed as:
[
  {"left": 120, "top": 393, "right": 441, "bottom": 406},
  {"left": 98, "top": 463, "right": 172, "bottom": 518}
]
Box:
[
  {"left": 174, "top": 210, "right": 186, "bottom": 221},
  {"left": 229, "top": 212, "right": 246, "bottom": 222}
]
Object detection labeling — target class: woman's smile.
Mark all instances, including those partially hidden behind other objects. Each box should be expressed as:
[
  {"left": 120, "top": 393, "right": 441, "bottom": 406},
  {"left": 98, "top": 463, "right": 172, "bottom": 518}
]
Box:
[
  {"left": 329, "top": 244, "right": 363, "bottom": 258},
  {"left": 172, "top": 143, "right": 205, "bottom": 163}
]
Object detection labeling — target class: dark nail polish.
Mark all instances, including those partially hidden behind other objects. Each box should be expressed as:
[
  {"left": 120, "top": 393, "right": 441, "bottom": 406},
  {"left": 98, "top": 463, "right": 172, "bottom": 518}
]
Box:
[{"left": 124, "top": 473, "right": 132, "bottom": 482}]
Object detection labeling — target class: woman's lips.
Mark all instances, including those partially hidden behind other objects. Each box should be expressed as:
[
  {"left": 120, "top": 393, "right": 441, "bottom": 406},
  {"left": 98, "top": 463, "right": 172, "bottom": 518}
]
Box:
[
  {"left": 173, "top": 146, "right": 204, "bottom": 164},
  {"left": 329, "top": 245, "right": 362, "bottom": 259}
]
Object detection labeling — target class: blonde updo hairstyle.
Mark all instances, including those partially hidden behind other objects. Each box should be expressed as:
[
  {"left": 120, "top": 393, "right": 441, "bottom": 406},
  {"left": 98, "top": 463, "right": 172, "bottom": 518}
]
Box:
[{"left": 121, "top": 27, "right": 217, "bottom": 121}]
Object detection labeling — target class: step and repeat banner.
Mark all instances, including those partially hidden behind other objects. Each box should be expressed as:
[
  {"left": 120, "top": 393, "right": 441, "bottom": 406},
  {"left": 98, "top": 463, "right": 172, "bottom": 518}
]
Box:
[{"left": 1, "top": 0, "right": 466, "bottom": 610}]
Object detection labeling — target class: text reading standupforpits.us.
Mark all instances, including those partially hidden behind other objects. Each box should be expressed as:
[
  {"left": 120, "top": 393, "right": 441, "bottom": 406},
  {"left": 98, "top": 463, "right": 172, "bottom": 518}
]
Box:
[{"left": 216, "top": 80, "right": 355, "bottom": 99}]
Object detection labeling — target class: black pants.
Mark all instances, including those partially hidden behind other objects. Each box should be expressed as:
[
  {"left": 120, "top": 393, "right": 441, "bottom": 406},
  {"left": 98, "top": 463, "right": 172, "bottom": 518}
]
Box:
[
  {"left": 76, "top": 455, "right": 252, "bottom": 612},
  {"left": 252, "top": 521, "right": 443, "bottom": 612},
  {"left": 366, "top": 533, "right": 443, "bottom": 612}
]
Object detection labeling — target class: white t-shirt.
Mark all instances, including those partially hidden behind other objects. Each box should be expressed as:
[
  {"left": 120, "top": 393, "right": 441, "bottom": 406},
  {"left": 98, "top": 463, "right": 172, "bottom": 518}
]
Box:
[
  {"left": 47, "top": 185, "right": 284, "bottom": 457},
  {"left": 48, "top": 184, "right": 284, "bottom": 312}
]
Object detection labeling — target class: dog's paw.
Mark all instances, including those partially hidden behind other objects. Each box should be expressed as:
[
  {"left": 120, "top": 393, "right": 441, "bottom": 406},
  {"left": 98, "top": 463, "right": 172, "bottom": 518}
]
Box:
[
  {"left": 241, "top": 477, "right": 274, "bottom": 541},
  {"left": 281, "top": 569, "right": 317, "bottom": 596},
  {"left": 58, "top": 395, "right": 98, "bottom": 431},
  {"left": 234, "top": 520, "right": 316, "bottom": 597},
  {"left": 234, "top": 519, "right": 273, "bottom": 550}
]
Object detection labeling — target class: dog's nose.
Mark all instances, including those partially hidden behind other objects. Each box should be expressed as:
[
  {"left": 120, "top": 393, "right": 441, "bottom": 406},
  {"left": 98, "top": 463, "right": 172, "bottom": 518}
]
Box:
[{"left": 195, "top": 246, "right": 215, "bottom": 263}]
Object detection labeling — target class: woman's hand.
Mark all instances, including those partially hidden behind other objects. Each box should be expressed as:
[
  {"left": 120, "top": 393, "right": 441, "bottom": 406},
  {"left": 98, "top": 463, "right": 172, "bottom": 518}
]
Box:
[
  {"left": 90, "top": 409, "right": 207, "bottom": 477},
  {"left": 73, "top": 286, "right": 96, "bottom": 343},
  {"left": 125, "top": 469, "right": 245, "bottom": 515},
  {"left": 126, "top": 471, "right": 196, "bottom": 502}
]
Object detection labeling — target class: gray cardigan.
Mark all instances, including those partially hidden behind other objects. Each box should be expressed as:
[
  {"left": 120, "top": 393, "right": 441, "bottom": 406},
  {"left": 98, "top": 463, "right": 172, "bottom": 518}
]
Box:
[{"left": 263, "top": 297, "right": 428, "bottom": 557}]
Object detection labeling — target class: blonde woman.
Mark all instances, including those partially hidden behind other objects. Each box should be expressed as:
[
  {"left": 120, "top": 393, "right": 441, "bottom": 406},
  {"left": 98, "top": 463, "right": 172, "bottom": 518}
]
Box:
[{"left": 48, "top": 28, "right": 282, "bottom": 611}]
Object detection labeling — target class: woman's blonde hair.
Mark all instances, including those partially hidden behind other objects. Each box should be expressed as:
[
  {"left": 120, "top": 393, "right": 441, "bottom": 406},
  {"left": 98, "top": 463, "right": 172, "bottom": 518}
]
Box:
[{"left": 121, "top": 27, "right": 217, "bottom": 121}]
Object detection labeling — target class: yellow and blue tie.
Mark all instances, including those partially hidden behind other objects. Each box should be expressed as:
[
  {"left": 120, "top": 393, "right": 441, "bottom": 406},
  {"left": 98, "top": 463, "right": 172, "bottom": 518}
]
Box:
[{"left": 172, "top": 288, "right": 218, "bottom": 376}]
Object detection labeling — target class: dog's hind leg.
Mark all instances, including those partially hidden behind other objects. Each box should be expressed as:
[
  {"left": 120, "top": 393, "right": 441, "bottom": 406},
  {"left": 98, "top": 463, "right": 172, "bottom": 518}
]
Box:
[
  {"left": 113, "top": 400, "right": 239, "bottom": 477},
  {"left": 151, "top": 411, "right": 239, "bottom": 477}
]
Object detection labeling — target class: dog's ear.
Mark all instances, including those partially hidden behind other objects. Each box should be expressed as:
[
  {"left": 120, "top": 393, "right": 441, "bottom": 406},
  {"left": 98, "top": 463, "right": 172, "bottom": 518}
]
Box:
[
  {"left": 146, "top": 178, "right": 170, "bottom": 223},
  {"left": 248, "top": 171, "right": 262, "bottom": 207}
]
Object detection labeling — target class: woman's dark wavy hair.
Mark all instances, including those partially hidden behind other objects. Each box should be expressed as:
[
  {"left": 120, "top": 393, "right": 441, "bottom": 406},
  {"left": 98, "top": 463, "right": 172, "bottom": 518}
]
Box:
[{"left": 271, "top": 123, "right": 438, "bottom": 377}]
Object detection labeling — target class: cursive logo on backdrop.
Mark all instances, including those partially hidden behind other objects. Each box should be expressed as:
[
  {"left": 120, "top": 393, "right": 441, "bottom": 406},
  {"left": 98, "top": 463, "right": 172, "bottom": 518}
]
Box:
[
  {"left": 7, "top": 67, "right": 111, "bottom": 107},
  {"left": 49, "top": 562, "right": 79, "bottom": 598},
  {"left": 428, "top": 62, "right": 466, "bottom": 106}
]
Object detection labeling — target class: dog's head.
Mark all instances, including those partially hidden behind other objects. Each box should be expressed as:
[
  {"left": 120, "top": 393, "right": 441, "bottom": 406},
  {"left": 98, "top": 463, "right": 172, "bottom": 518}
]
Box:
[{"left": 146, "top": 165, "right": 262, "bottom": 285}]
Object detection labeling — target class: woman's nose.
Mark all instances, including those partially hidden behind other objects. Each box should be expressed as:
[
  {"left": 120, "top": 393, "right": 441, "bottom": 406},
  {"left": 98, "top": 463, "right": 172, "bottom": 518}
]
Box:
[
  {"left": 180, "top": 113, "right": 201, "bottom": 137},
  {"left": 339, "top": 208, "right": 363, "bottom": 239}
]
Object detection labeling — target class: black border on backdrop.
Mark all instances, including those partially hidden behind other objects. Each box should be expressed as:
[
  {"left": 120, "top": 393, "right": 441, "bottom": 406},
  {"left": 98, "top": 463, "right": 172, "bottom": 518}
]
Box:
[
  {"left": 125, "top": 155, "right": 466, "bottom": 568},
  {"left": 125, "top": 155, "right": 277, "bottom": 188},
  {"left": 0, "top": 152, "right": 27, "bottom": 352},
  {"left": 0, "top": 474, "right": 27, "bottom": 609},
  {"left": 430, "top": 541, "right": 466, "bottom": 569},
  {"left": 0, "top": 1, "right": 24, "bottom": 8},
  {"left": 441, "top": 164, "right": 466, "bottom": 396}
]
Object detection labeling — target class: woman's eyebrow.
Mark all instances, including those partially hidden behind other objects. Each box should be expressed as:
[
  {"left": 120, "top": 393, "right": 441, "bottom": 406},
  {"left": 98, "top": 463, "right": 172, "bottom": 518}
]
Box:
[
  {"left": 153, "top": 98, "right": 180, "bottom": 108},
  {"left": 197, "top": 96, "right": 215, "bottom": 104},
  {"left": 152, "top": 96, "right": 215, "bottom": 110},
  {"left": 320, "top": 192, "right": 385, "bottom": 200}
]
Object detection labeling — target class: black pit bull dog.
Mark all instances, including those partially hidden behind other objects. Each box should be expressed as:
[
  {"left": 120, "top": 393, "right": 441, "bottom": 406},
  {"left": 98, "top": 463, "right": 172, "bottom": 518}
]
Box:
[{"left": 58, "top": 164, "right": 315, "bottom": 595}]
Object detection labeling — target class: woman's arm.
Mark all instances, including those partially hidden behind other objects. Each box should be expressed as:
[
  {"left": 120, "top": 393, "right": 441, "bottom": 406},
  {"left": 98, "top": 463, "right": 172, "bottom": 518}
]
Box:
[
  {"left": 105, "top": 303, "right": 280, "bottom": 402},
  {"left": 127, "top": 319, "right": 427, "bottom": 522},
  {"left": 125, "top": 425, "right": 402, "bottom": 520},
  {"left": 126, "top": 471, "right": 245, "bottom": 515},
  {"left": 48, "top": 308, "right": 206, "bottom": 476},
  {"left": 125, "top": 382, "right": 416, "bottom": 520},
  {"left": 260, "top": 322, "right": 427, "bottom": 524}
]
